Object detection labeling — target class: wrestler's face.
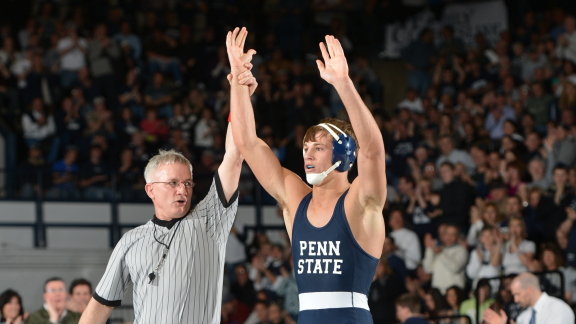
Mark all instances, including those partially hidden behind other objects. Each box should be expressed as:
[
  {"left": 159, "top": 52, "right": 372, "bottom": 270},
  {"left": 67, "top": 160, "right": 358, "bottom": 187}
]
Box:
[
  {"left": 146, "top": 162, "right": 193, "bottom": 220},
  {"left": 303, "top": 132, "right": 333, "bottom": 174}
]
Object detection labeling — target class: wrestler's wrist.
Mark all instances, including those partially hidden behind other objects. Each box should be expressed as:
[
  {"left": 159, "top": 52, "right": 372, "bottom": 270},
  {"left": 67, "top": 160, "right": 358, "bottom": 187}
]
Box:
[{"left": 230, "top": 66, "right": 247, "bottom": 75}]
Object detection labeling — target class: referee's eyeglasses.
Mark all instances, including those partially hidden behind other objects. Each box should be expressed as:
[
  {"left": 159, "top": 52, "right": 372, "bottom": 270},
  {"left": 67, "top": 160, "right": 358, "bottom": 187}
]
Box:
[{"left": 149, "top": 180, "right": 194, "bottom": 189}]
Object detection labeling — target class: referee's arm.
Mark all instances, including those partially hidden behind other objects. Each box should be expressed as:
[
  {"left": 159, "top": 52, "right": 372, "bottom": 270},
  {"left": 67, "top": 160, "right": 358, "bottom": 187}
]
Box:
[
  {"left": 79, "top": 298, "right": 113, "bottom": 324},
  {"left": 218, "top": 123, "right": 243, "bottom": 202}
]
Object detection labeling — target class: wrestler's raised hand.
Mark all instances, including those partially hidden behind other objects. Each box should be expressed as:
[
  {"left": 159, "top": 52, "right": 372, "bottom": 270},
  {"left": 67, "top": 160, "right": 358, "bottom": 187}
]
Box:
[{"left": 316, "top": 35, "right": 349, "bottom": 85}]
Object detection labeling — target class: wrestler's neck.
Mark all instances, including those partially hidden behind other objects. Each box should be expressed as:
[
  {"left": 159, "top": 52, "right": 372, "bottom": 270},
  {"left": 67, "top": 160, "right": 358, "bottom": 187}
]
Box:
[{"left": 311, "top": 172, "right": 349, "bottom": 198}]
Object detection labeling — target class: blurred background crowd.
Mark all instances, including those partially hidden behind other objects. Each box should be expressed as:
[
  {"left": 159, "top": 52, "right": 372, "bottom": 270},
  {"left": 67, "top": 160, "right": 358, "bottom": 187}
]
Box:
[{"left": 1, "top": 0, "right": 576, "bottom": 323}]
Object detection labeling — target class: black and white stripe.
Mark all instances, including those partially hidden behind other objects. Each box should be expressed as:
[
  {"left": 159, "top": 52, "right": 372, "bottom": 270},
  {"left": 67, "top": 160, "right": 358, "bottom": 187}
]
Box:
[{"left": 94, "top": 175, "right": 238, "bottom": 324}]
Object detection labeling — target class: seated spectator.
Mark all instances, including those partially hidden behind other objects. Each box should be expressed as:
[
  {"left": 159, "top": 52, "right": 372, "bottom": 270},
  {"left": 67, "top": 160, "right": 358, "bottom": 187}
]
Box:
[
  {"left": 467, "top": 202, "right": 504, "bottom": 247},
  {"left": 483, "top": 92, "right": 516, "bottom": 141},
  {"left": 395, "top": 293, "right": 428, "bottom": 324},
  {"left": 221, "top": 294, "right": 243, "bottom": 324},
  {"left": 423, "top": 223, "right": 468, "bottom": 293},
  {"left": 466, "top": 226, "right": 503, "bottom": 289},
  {"left": 21, "top": 97, "right": 56, "bottom": 156},
  {"left": 23, "top": 53, "right": 60, "bottom": 109},
  {"left": 57, "top": 24, "right": 87, "bottom": 89},
  {"left": 267, "top": 302, "right": 294, "bottom": 324},
  {"left": 144, "top": 72, "right": 174, "bottom": 119},
  {"left": 139, "top": 108, "right": 169, "bottom": 144},
  {"left": 444, "top": 285, "right": 466, "bottom": 322},
  {"left": 26, "top": 277, "right": 80, "bottom": 324},
  {"left": 18, "top": 146, "right": 49, "bottom": 199},
  {"left": 66, "top": 279, "right": 92, "bottom": 314},
  {"left": 117, "top": 68, "right": 144, "bottom": 120},
  {"left": 114, "top": 21, "right": 142, "bottom": 63},
  {"left": 270, "top": 262, "right": 298, "bottom": 320},
  {"left": 193, "top": 108, "right": 218, "bottom": 151},
  {"left": 544, "top": 124, "right": 576, "bottom": 174},
  {"left": 145, "top": 29, "right": 182, "bottom": 85},
  {"left": 381, "top": 237, "right": 408, "bottom": 281},
  {"left": 83, "top": 96, "right": 114, "bottom": 139},
  {"left": 423, "top": 287, "right": 449, "bottom": 320},
  {"left": 557, "top": 199, "right": 576, "bottom": 270},
  {"left": 0, "top": 289, "right": 27, "bottom": 324},
  {"left": 502, "top": 216, "right": 536, "bottom": 275},
  {"left": 503, "top": 161, "right": 526, "bottom": 198},
  {"left": 249, "top": 242, "right": 277, "bottom": 292},
  {"left": 46, "top": 147, "right": 80, "bottom": 200},
  {"left": 526, "top": 157, "right": 550, "bottom": 190},
  {"left": 397, "top": 89, "right": 424, "bottom": 114},
  {"left": 55, "top": 97, "right": 85, "bottom": 150},
  {"left": 546, "top": 164, "right": 575, "bottom": 209},
  {"left": 244, "top": 301, "right": 269, "bottom": 324},
  {"left": 406, "top": 178, "right": 440, "bottom": 239},
  {"left": 525, "top": 82, "right": 554, "bottom": 129},
  {"left": 78, "top": 145, "right": 113, "bottom": 200},
  {"left": 168, "top": 103, "right": 196, "bottom": 142},
  {"left": 388, "top": 209, "right": 422, "bottom": 271},
  {"left": 437, "top": 162, "right": 475, "bottom": 230},
  {"left": 537, "top": 243, "right": 576, "bottom": 303},
  {"left": 460, "top": 279, "right": 495, "bottom": 324},
  {"left": 87, "top": 24, "right": 119, "bottom": 107},
  {"left": 523, "top": 186, "right": 555, "bottom": 243},
  {"left": 116, "top": 148, "right": 146, "bottom": 201},
  {"left": 543, "top": 165, "right": 575, "bottom": 240},
  {"left": 229, "top": 264, "right": 256, "bottom": 317},
  {"left": 115, "top": 107, "right": 140, "bottom": 145},
  {"left": 369, "top": 258, "right": 407, "bottom": 324},
  {"left": 503, "top": 195, "right": 524, "bottom": 221}
]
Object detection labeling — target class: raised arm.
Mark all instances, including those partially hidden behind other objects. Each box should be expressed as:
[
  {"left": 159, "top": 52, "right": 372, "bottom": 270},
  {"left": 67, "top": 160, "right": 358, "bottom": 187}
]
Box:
[
  {"left": 78, "top": 298, "right": 113, "bottom": 324},
  {"left": 217, "top": 122, "right": 244, "bottom": 202},
  {"left": 226, "top": 27, "right": 307, "bottom": 213},
  {"left": 316, "top": 35, "right": 387, "bottom": 208}
]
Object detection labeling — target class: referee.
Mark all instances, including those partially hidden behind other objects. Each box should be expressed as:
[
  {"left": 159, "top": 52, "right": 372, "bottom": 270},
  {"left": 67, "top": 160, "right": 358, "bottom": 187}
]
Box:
[{"left": 79, "top": 123, "right": 243, "bottom": 323}]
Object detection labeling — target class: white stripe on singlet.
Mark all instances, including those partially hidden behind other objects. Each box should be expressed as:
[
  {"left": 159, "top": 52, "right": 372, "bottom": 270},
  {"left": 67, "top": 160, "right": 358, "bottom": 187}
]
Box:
[{"left": 298, "top": 291, "right": 370, "bottom": 311}]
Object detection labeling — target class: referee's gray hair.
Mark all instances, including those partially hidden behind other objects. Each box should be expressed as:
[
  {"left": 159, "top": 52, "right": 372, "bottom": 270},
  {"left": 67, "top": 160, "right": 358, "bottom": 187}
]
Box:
[{"left": 144, "top": 149, "right": 193, "bottom": 183}]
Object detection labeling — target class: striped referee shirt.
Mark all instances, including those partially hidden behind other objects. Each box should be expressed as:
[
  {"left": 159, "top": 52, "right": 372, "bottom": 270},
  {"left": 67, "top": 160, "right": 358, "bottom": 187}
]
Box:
[{"left": 94, "top": 175, "right": 238, "bottom": 324}]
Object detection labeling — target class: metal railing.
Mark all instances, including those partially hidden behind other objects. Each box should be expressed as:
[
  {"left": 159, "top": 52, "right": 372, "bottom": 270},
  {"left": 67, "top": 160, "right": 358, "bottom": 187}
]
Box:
[{"left": 0, "top": 168, "right": 270, "bottom": 248}]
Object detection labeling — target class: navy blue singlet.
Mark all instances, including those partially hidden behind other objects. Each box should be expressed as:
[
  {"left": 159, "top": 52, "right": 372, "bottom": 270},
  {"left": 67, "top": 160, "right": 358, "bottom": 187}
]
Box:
[{"left": 291, "top": 190, "right": 378, "bottom": 324}]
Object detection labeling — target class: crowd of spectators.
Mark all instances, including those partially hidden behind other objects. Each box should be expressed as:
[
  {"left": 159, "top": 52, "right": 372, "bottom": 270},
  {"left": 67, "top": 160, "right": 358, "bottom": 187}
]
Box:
[
  {"left": 0, "top": 0, "right": 389, "bottom": 204},
  {"left": 0, "top": 0, "right": 576, "bottom": 324}
]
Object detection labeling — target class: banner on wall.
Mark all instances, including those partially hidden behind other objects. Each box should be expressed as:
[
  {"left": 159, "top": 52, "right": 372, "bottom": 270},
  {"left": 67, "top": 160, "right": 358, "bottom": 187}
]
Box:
[
  {"left": 381, "top": 10, "right": 438, "bottom": 59},
  {"left": 381, "top": 0, "right": 508, "bottom": 59},
  {"left": 442, "top": 0, "right": 508, "bottom": 47}
]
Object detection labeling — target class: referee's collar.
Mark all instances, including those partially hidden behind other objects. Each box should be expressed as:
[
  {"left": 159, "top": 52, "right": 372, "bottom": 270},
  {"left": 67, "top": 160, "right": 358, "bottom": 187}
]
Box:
[{"left": 152, "top": 214, "right": 187, "bottom": 229}]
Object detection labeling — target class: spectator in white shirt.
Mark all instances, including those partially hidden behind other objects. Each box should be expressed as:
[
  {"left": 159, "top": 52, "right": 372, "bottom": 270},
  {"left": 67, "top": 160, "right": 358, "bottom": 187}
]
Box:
[
  {"left": 435, "top": 135, "right": 475, "bottom": 174},
  {"left": 397, "top": 88, "right": 424, "bottom": 114},
  {"left": 466, "top": 226, "right": 503, "bottom": 290},
  {"left": 57, "top": 24, "right": 87, "bottom": 89},
  {"left": 21, "top": 97, "right": 55, "bottom": 148},
  {"left": 388, "top": 209, "right": 422, "bottom": 271},
  {"left": 502, "top": 216, "right": 536, "bottom": 275},
  {"left": 423, "top": 223, "right": 468, "bottom": 293}
]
